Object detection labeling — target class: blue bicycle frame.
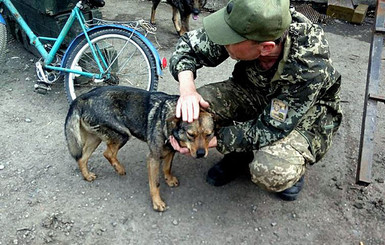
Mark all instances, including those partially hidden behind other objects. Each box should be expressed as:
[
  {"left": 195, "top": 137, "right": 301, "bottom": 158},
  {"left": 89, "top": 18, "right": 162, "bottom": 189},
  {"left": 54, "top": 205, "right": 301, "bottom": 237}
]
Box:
[
  {"left": 0, "top": 0, "right": 163, "bottom": 78},
  {"left": 0, "top": 12, "right": 5, "bottom": 25}
]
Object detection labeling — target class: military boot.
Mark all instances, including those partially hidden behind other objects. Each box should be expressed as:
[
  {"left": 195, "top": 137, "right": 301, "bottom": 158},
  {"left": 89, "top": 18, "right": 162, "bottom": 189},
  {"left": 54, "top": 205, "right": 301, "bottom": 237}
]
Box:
[
  {"left": 277, "top": 175, "right": 305, "bottom": 201},
  {"left": 206, "top": 152, "right": 254, "bottom": 186}
]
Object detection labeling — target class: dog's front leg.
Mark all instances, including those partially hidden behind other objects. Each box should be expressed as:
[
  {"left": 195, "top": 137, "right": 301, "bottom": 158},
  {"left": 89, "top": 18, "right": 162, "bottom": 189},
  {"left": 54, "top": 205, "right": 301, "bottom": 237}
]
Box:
[
  {"left": 179, "top": 14, "right": 190, "bottom": 36},
  {"left": 147, "top": 154, "right": 166, "bottom": 211},
  {"left": 163, "top": 151, "right": 179, "bottom": 187}
]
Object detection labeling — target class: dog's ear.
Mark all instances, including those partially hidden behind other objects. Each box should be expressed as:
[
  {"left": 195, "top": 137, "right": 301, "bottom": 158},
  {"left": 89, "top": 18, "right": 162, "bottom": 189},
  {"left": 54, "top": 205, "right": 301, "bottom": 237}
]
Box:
[
  {"left": 167, "top": 115, "right": 183, "bottom": 142},
  {"left": 200, "top": 107, "right": 218, "bottom": 122},
  {"left": 199, "top": 107, "right": 214, "bottom": 118},
  {"left": 200, "top": 108, "right": 228, "bottom": 130},
  {"left": 166, "top": 115, "right": 180, "bottom": 129}
]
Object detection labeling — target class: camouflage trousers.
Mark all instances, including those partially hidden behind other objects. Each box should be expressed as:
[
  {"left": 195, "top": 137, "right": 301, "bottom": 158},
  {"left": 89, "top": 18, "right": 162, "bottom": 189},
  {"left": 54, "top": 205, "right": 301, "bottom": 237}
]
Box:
[
  {"left": 249, "top": 129, "right": 314, "bottom": 192},
  {"left": 197, "top": 79, "right": 316, "bottom": 191}
]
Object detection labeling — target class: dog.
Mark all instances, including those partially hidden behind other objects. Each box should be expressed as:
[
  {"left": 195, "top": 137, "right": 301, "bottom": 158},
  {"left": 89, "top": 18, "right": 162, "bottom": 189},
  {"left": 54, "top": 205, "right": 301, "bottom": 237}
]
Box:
[
  {"left": 64, "top": 86, "right": 215, "bottom": 212},
  {"left": 150, "top": 0, "right": 207, "bottom": 36}
]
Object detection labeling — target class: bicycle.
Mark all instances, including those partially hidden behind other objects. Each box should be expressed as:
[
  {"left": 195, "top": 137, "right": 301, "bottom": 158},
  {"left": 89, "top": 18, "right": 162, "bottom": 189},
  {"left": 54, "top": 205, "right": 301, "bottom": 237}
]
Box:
[{"left": 0, "top": 0, "right": 164, "bottom": 102}]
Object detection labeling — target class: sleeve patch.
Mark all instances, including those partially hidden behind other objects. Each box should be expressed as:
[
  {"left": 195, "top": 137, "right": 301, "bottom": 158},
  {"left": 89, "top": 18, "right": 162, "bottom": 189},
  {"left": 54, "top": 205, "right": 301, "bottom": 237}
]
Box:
[{"left": 270, "top": 98, "right": 288, "bottom": 122}]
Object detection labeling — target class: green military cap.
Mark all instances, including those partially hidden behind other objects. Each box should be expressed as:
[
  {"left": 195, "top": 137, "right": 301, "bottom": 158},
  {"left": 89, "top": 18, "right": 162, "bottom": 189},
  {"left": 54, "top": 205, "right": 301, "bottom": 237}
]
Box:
[{"left": 203, "top": 0, "right": 292, "bottom": 45}]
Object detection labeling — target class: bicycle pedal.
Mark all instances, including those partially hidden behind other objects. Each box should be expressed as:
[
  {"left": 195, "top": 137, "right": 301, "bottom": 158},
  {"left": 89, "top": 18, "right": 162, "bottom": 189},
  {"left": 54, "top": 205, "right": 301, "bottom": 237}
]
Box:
[{"left": 34, "top": 82, "right": 51, "bottom": 95}]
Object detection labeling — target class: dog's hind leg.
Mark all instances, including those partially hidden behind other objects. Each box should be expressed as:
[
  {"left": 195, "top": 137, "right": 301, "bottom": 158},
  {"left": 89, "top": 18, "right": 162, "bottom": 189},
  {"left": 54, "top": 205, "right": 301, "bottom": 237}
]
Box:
[
  {"left": 147, "top": 153, "right": 166, "bottom": 211},
  {"left": 78, "top": 134, "right": 101, "bottom": 182},
  {"left": 104, "top": 142, "right": 126, "bottom": 176},
  {"left": 162, "top": 151, "right": 179, "bottom": 187}
]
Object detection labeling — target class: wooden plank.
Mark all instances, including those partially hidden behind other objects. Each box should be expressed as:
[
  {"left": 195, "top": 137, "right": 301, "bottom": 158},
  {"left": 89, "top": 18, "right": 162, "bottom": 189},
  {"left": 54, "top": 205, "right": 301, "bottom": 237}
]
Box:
[
  {"left": 351, "top": 4, "right": 369, "bottom": 24},
  {"left": 356, "top": 1, "right": 385, "bottom": 185},
  {"left": 328, "top": 0, "right": 354, "bottom": 8},
  {"left": 327, "top": 0, "right": 354, "bottom": 22},
  {"left": 375, "top": 0, "right": 385, "bottom": 32}
]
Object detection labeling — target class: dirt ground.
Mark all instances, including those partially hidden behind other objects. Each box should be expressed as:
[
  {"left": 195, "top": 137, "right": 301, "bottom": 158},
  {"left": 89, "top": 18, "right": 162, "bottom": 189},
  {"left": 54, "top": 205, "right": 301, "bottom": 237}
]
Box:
[{"left": 1, "top": 0, "right": 384, "bottom": 244}]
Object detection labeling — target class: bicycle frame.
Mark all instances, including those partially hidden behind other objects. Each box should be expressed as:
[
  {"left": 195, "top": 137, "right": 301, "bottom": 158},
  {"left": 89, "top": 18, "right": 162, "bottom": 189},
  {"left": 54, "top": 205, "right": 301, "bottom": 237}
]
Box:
[
  {"left": 0, "top": 12, "right": 5, "bottom": 25},
  {"left": 0, "top": 0, "right": 162, "bottom": 79}
]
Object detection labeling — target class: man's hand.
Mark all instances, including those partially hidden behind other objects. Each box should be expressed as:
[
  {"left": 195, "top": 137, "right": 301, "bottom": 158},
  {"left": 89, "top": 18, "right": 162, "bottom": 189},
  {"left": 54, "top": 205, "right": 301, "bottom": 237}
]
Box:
[
  {"left": 169, "top": 136, "right": 190, "bottom": 155},
  {"left": 177, "top": 71, "right": 209, "bottom": 123},
  {"left": 176, "top": 91, "right": 209, "bottom": 123},
  {"left": 169, "top": 136, "right": 218, "bottom": 155}
]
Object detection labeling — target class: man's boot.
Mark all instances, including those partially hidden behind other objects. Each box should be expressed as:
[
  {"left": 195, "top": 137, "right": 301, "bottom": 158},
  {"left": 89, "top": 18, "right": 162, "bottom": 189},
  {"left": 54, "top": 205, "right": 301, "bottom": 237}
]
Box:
[
  {"left": 277, "top": 175, "right": 305, "bottom": 201},
  {"left": 206, "top": 152, "right": 254, "bottom": 186}
]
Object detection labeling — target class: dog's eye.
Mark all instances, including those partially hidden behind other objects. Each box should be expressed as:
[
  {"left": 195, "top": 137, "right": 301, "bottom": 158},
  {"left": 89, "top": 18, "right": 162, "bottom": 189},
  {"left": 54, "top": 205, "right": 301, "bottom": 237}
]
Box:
[{"left": 206, "top": 132, "right": 213, "bottom": 137}]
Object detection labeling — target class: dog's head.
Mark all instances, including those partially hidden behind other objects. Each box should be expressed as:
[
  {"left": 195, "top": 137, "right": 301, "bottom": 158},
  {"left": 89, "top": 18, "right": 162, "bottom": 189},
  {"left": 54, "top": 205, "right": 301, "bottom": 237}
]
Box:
[
  {"left": 185, "top": 0, "right": 207, "bottom": 20},
  {"left": 170, "top": 110, "right": 214, "bottom": 158}
]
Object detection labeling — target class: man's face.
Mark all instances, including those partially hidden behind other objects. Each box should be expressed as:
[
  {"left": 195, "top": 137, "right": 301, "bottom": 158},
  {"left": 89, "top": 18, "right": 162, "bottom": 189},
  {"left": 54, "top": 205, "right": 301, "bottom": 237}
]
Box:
[{"left": 224, "top": 40, "right": 261, "bottom": 61}]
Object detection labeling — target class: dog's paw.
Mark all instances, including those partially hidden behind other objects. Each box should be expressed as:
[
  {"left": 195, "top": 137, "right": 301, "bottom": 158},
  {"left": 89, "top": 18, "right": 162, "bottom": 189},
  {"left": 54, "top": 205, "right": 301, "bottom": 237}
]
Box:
[
  {"left": 114, "top": 165, "right": 126, "bottom": 175},
  {"left": 152, "top": 199, "right": 167, "bottom": 212},
  {"left": 84, "top": 172, "right": 97, "bottom": 182},
  {"left": 165, "top": 176, "right": 179, "bottom": 187}
]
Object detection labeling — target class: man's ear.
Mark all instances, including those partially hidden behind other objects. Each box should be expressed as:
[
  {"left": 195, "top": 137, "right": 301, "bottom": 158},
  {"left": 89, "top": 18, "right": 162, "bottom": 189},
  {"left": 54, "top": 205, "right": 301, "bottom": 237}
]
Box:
[{"left": 260, "top": 41, "right": 276, "bottom": 56}]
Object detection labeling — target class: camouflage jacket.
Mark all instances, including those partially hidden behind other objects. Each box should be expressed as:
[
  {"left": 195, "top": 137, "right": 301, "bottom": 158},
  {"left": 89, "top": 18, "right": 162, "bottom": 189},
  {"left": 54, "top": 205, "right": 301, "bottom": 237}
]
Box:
[{"left": 169, "top": 10, "right": 342, "bottom": 161}]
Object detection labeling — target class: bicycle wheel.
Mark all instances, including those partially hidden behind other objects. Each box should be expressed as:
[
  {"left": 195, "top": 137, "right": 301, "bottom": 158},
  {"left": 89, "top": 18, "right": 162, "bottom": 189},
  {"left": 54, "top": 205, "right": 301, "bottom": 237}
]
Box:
[
  {"left": 64, "top": 27, "right": 158, "bottom": 103},
  {"left": 0, "top": 23, "right": 7, "bottom": 64}
]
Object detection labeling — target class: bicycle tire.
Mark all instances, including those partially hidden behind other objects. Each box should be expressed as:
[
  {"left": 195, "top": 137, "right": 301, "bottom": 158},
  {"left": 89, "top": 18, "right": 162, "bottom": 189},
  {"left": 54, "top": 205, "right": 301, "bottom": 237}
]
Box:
[
  {"left": 0, "top": 23, "right": 7, "bottom": 64},
  {"left": 64, "top": 27, "right": 159, "bottom": 103}
]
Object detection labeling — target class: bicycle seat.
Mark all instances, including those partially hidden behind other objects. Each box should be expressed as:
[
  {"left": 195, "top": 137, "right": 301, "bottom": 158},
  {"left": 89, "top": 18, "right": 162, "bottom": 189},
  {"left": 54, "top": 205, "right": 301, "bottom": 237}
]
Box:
[{"left": 86, "top": 0, "right": 105, "bottom": 8}]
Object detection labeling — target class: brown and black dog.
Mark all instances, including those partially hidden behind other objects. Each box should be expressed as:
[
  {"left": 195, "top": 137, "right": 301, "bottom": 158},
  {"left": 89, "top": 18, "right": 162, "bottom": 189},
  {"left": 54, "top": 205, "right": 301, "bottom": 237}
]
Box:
[
  {"left": 150, "top": 0, "right": 207, "bottom": 36},
  {"left": 64, "top": 86, "right": 215, "bottom": 211}
]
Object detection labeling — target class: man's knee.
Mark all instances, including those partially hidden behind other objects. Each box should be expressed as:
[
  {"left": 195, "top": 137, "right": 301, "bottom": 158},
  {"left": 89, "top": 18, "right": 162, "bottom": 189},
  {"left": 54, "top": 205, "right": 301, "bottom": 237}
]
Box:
[
  {"left": 249, "top": 130, "right": 314, "bottom": 191},
  {"left": 197, "top": 82, "right": 227, "bottom": 99},
  {"left": 197, "top": 83, "right": 225, "bottom": 110},
  {"left": 249, "top": 149, "right": 306, "bottom": 192},
  {"left": 197, "top": 82, "right": 242, "bottom": 124}
]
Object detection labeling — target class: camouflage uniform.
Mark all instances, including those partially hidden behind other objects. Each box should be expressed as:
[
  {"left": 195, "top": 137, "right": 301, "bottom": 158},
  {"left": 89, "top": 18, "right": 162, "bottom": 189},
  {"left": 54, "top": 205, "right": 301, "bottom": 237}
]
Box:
[{"left": 169, "top": 10, "right": 342, "bottom": 191}]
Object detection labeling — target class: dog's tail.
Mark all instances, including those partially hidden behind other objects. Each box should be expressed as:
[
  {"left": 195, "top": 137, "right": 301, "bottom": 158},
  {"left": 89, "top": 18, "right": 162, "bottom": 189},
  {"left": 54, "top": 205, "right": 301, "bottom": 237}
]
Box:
[{"left": 64, "top": 104, "right": 83, "bottom": 161}]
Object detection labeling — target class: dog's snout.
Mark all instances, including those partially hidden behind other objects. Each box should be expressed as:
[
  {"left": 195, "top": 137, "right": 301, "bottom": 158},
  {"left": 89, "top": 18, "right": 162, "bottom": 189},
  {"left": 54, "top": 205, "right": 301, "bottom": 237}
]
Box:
[
  {"left": 192, "top": 8, "right": 200, "bottom": 15},
  {"left": 196, "top": 148, "right": 206, "bottom": 158}
]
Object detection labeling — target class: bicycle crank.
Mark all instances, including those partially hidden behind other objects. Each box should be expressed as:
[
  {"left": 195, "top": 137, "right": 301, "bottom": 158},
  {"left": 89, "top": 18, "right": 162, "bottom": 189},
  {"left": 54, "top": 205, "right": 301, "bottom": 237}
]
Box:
[{"left": 35, "top": 59, "right": 61, "bottom": 84}]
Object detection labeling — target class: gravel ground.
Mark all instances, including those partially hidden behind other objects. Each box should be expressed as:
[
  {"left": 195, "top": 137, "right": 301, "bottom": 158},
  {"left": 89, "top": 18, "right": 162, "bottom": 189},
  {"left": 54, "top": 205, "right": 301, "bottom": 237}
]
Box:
[{"left": 0, "top": 1, "right": 384, "bottom": 244}]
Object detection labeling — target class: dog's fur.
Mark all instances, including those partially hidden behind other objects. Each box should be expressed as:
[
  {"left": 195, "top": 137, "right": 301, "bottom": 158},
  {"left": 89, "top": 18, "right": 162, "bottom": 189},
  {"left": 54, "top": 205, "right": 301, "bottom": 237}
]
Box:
[
  {"left": 150, "top": 0, "right": 207, "bottom": 36},
  {"left": 64, "top": 86, "right": 214, "bottom": 211}
]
